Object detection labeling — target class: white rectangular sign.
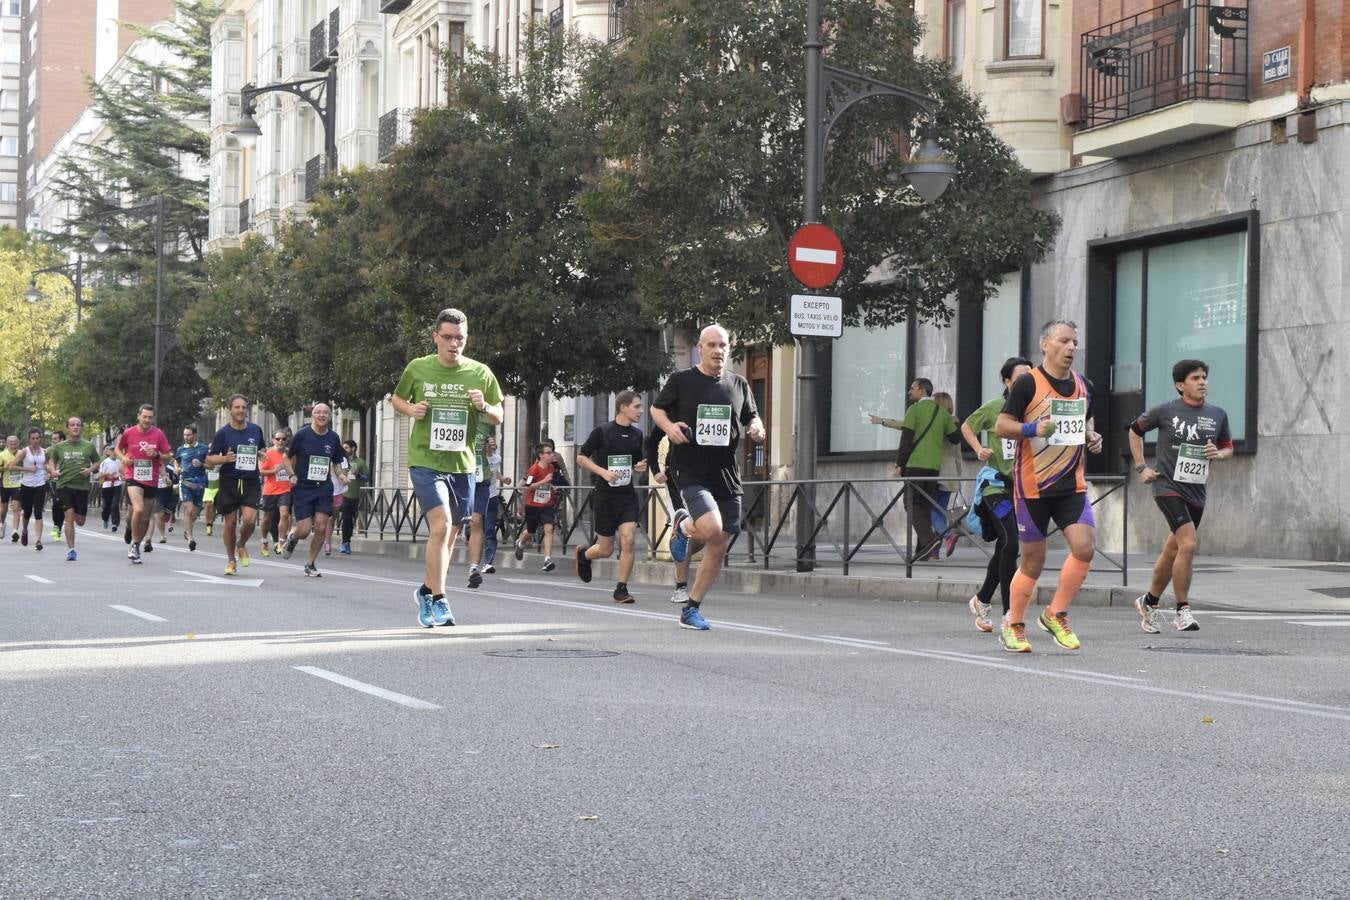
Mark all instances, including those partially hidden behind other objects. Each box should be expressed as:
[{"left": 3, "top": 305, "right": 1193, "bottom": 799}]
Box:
[{"left": 790, "top": 294, "right": 843, "bottom": 338}]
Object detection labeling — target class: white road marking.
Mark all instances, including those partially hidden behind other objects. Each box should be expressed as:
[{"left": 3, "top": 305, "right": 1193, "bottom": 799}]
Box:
[
  {"left": 1208, "top": 613, "right": 1350, "bottom": 620},
  {"left": 1292, "top": 621, "right": 1350, "bottom": 627},
  {"left": 109, "top": 605, "right": 168, "bottom": 623},
  {"left": 1062, "top": 669, "right": 1146, "bottom": 683},
  {"left": 292, "top": 666, "right": 440, "bottom": 710},
  {"left": 1206, "top": 690, "right": 1350, "bottom": 714},
  {"left": 25, "top": 575, "right": 54, "bottom": 584},
  {"left": 819, "top": 635, "right": 889, "bottom": 645},
  {"left": 175, "top": 570, "right": 265, "bottom": 588},
  {"left": 501, "top": 577, "right": 617, "bottom": 594}
]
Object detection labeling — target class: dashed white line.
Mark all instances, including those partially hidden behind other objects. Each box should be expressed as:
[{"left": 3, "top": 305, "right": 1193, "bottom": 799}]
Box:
[
  {"left": 109, "top": 605, "right": 168, "bottom": 623},
  {"left": 25, "top": 575, "right": 54, "bottom": 584},
  {"left": 292, "top": 666, "right": 441, "bottom": 710}
]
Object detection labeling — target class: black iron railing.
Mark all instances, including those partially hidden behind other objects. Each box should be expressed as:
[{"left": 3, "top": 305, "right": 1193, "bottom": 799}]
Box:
[
  {"left": 1079, "top": 1, "right": 1248, "bottom": 129},
  {"left": 238, "top": 197, "right": 251, "bottom": 232},
  {"left": 328, "top": 8, "right": 339, "bottom": 57},
  {"left": 377, "top": 108, "right": 413, "bottom": 162},
  {"left": 303, "top": 155, "right": 327, "bottom": 200},
  {"left": 309, "top": 21, "right": 329, "bottom": 71},
  {"left": 380, "top": 0, "right": 411, "bottom": 13},
  {"left": 547, "top": 3, "right": 563, "bottom": 30},
  {"left": 608, "top": 0, "right": 636, "bottom": 43}
]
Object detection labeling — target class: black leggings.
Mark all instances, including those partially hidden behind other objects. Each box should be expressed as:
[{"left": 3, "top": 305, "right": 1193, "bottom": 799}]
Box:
[
  {"left": 102, "top": 485, "right": 121, "bottom": 526},
  {"left": 339, "top": 495, "right": 359, "bottom": 543},
  {"left": 975, "top": 494, "right": 1019, "bottom": 613}
]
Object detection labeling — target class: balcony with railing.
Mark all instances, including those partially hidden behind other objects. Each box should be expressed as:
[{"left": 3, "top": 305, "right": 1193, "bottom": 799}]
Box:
[
  {"left": 547, "top": 2, "right": 563, "bottom": 30},
  {"left": 608, "top": 0, "right": 637, "bottom": 44},
  {"left": 1076, "top": 1, "right": 1249, "bottom": 158},
  {"left": 309, "top": 14, "right": 338, "bottom": 71},
  {"left": 380, "top": 0, "right": 411, "bottom": 15},
  {"left": 238, "top": 197, "right": 252, "bottom": 233},
  {"left": 328, "top": 8, "right": 339, "bottom": 57},
  {"left": 304, "top": 155, "right": 328, "bottom": 201},
  {"left": 377, "top": 108, "right": 413, "bottom": 162}
]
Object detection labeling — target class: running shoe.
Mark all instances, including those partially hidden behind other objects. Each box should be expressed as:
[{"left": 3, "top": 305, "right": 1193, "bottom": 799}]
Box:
[
  {"left": 1133, "top": 596, "right": 1162, "bottom": 634},
  {"left": 238, "top": 548, "right": 250, "bottom": 568},
  {"left": 968, "top": 596, "right": 994, "bottom": 633},
  {"left": 513, "top": 538, "right": 524, "bottom": 561},
  {"left": 680, "top": 605, "right": 710, "bottom": 630},
  {"left": 942, "top": 531, "right": 959, "bottom": 558},
  {"left": 282, "top": 535, "right": 297, "bottom": 559},
  {"left": 158, "top": 536, "right": 166, "bottom": 544},
  {"left": 9, "top": 530, "right": 17, "bottom": 543},
  {"left": 669, "top": 509, "right": 690, "bottom": 562},
  {"left": 129, "top": 547, "right": 142, "bottom": 565},
  {"left": 143, "top": 540, "right": 153, "bottom": 553},
  {"left": 542, "top": 558, "right": 555, "bottom": 572},
  {"left": 51, "top": 526, "right": 60, "bottom": 540},
  {"left": 66, "top": 549, "right": 76, "bottom": 562},
  {"left": 224, "top": 559, "right": 237, "bottom": 576},
  {"left": 323, "top": 541, "right": 331, "bottom": 556},
  {"left": 206, "top": 524, "right": 213, "bottom": 536},
  {"left": 20, "top": 531, "right": 27, "bottom": 546},
  {"left": 575, "top": 546, "right": 592, "bottom": 583},
  {"left": 189, "top": 539, "right": 197, "bottom": 552},
  {"left": 999, "top": 620, "right": 1031, "bottom": 652},
  {"left": 612, "top": 586, "right": 635, "bottom": 604},
  {"left": 304, "top": 563, "right": 321, "bottom": 578},
  {"left": 1037, "top": 610, "right": 1081, "bottom": 651},
  {"left": 34, "top": 540, "right": 42, "bottom": 552},
  {"left": 415, "top": 585, "right": 435, "bottom": 628},
  {"left": 483, "top": 564, "right": 495, "bottom": 574},
  {"left": 467, "top": 568, "right": 482, "bottom": 590},
  {"left": 1174, "top": 605, "right": 1200, "bottom": 632},
  {"left": 168, "top": 521, "right": 175, "bottom": 532},
  {"left": 431, "top": 597, "right": 455, "bottom": 627},
  {"left": 339, "top": 542, "right": 351, "bottom": 555},
  {"left": 261, "top": 541, "right": 270, "bottom": 557},
  {"left": 670, "top": 586, "right": 690, "bottom": 605}
]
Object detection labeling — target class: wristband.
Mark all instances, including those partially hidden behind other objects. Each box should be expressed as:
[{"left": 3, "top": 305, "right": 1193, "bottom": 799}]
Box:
[{"left": 1020, "top": 421, "right": 1039, "bottom": 439}]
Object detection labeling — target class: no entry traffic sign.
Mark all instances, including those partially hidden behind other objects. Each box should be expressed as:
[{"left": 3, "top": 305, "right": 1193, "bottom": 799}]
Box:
[{"left": 787, "top": 223, "right": 844, "bottom": 289}]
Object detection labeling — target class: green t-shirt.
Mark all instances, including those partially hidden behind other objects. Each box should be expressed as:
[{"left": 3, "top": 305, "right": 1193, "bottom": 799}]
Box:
[
  {"left": 964, "top": 396, "right": 1016, "bottom": 497},
  {"left": 394, "top": 354, "right": 503, "bottom": 474},
  {"left": 900, "top": 398, "right": 955, "bottom": 471},
  {"left": 50, "top": 439, "right": 99, "bottom": 490}
]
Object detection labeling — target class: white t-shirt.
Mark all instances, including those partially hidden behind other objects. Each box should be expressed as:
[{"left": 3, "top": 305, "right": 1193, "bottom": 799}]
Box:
[
  {"left": 331, "top": 458, "right": 350, "bottom": 497},
  {"left": 98, "top": 457, "right": 122, "bottom": 487},
  {"left": 19, "top": 448, "right": 47, "bottom": 488},
  {"left": 488, "top": 452, "right": 503, "bottom": 499}
]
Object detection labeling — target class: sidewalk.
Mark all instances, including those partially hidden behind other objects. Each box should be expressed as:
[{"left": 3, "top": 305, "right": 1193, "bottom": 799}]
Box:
[{"left": 346, "top": 533, "right": 1350, "bottom": 615}]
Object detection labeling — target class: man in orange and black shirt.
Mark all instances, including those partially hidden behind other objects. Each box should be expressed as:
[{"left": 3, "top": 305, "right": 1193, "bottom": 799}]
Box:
[{"left": 995, "top": 320, "right": 1103, "bottom": 653}]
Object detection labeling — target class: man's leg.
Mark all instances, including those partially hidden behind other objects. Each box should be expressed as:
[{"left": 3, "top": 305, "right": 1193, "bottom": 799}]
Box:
[
  {"left": 483, "top": 499, "right": 498, "bottom": 565},
  {"left": 237, "top": 506, "right": 257, "bottom": 552},
  {"left": 306, "top": 513, "right": 330, "bottom": 566},
  {"left": 222, "top": 511, "right": 238, "bottom": 560},
  {"left": 541, "top": 522, "right": 554, "bottom": 560},
  {"left": 1149, "top": 533, "right": 1179, "bottom": 600},
  {"left": 1048, "top": 523, "right": 1095, "bottom": 615},
  {"left": 1008, "top": 540, "right": 1047, "bottom": 627},
  {"left": 615, "top": 521, "right": 637, "bottom": 584},
  {"left": 585, "top": 534, "right": 615, "bottom": 560},
  {"left": 687, "top": 510, "right": 728, "bottom": 604},
  {"left": 261, "top": 507, "right": 274, "bottom": 547},
  {"left": 183, "top": 501, "right": 198, "bottom": 543},
  {"left": 468, "top": 513, "right": 485, "bottom": 569},
  {"left": 64, "top": 507, "right": 77, "bottom": 549},
  {"left": 1168, "top": 523, "right": 1199, "bottom": 606},
  {"left": 423, "top": 505, "right": 450, "bottom": 596},
  {"left": 131, "top": 490, "right": 152, "bottom": 545}
]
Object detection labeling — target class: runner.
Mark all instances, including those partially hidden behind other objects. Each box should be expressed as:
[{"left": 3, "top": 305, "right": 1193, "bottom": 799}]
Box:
[
  {"left": 574, "top": 391, "right": 648, "bottom": 603},
  {"left": 280, "top": 403, "right": 346, "bottom": 577},
  {"left": 1, "top": 434, "right": 21, "bottom": 541},
  {"left": 959, "top": 356, "right": 1032, "bottom": 632},
  {"left": 202, "top": 463, "right": 220, "bottom": 536},
  {"left": 175, "top": 425, "right": 209, "bottom": 551},
  {"left": 336, "top": 439, "right": 368, "bottom": 555},
  {"left": 114, "top": 405, "right": 172, "bottom": 564},
  {"left": 47, "top": 429, "right": 65, "bottom": 542},
  {"left": 96, "top": 445, "right": 122, "bottom": 531},
  {"left": 15, "top": 427, "right": 49, "bottom": 550},
  {"left": 645, "top": 428, "right": 697, "bottom": 603},
  {"left": 479, "top": 435, "right": 508, "bottom": 574},
  {"left": 652, "top": 324, "right": 765, "bottom": 631},
  {"left": 46, "top": 417, "right": 100, "bottom": 561},
  {"left": 206, "top": 394, "right": 266, "bottom": 576},
  {"left": 391, "top": 307, "right": 504, "bottom": 627},
  {"left": 514, "top": 443, "right": 561, "bottom": 572},
  {"left": 321, "top": 453, "right": 349, "bottom": 557},
  {"left": 994, "top": 320, "right": 1104, "bottom": 652},
  {"left": 259, "top": 428, "right": 293, "bottom": 557},
  {"left": 465, "top": 432, "right": 494, "bottom": 588},
  {"left": 1128, "top": 359, "right": 1233, "bottom": 633},
  {"left": 151, "top": 457, "right": 179, "bottom": 548}
]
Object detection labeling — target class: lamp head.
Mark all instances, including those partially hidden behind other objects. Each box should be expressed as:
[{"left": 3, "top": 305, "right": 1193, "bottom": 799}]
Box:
[
  {"left": 24, "top": 281, "right": 39, "bottom": 303},
  {"left": 232, "top": 108, "right": 262, "bottom": 149},
  {"left": 901, "top": 131, "right": 957, "bottom": 204},
  {"left": 92, "top": 228, "right": 113, "bottom": 254}
]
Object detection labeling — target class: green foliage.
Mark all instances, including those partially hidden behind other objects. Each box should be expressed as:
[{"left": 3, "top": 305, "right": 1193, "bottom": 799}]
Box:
[
  {"left": 0, "top": 231, "right": 75, "bottom": 430},
  {"left": 580, "top": 0, "right": 1059, "bottom": 342}
]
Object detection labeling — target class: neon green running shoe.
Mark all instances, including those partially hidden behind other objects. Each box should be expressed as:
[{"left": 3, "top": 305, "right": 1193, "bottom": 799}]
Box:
[
  {"left": 1037, "top": 610, "right": 1081, "bottom": 651},
  {"left": 1000, "top": 621, "right": 1031, "bottom": 653}
]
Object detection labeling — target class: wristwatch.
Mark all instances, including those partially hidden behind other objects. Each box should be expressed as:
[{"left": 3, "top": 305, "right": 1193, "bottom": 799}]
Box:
[{"left": 1134, "top": 463, "right": 1146, "bottom": 474}]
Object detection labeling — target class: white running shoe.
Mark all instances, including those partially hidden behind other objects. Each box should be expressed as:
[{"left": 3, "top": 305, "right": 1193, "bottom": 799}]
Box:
[
  {"left": 1133, "top": 596, "right": 1162, "bottom": 634},
  {"left": 670, "top": 586, "right": 690, "bottom": 604},
  {"left": 968, "top": 596, "right": 993, "bottom": 633},
  {"left": 1174, "top": 605, "right": 1199, "bottom": 632}
]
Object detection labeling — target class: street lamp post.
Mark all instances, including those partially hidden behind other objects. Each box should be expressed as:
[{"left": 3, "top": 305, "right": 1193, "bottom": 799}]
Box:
[
  {"left": 90, "top": 194, "right": 167, "bottom": 413},
  {"left": 232, "top": 70, "right": 338, "bottom": 172},
  {"left": 25, "top": 256, "right": 88, "bottom": 322},
  {"left": 796, "top": 0, "right": 956, "bottom": 571}
]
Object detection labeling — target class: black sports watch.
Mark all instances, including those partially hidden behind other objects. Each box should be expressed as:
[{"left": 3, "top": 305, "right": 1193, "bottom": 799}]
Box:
[{"left": 1134, "top": 463, "right": 1147, "bottom": 474}]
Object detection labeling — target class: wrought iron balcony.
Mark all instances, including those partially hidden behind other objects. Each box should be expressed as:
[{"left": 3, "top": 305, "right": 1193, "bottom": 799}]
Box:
[
  {"left": 608, "top": 0, "right": 637, "bottom": 43},
  {"left": 377, "top": 108, "right": 413, "bottom": 162},
  {"left": 309, "top": 21, "right": 329, "bottom": 70},
  {"left": 304, "top": 155, "right": 327, "bottom": 201},
  {"left": 1079, "top": 1, "right": 1248, "bottom": 130},
  {"left": 328, "top": 8, "right": 339, "bottom": 57},
  {"left": 238, "top": 197, "right": 252, "bottom": 232},
  {"left": 547, "top": 3, "right": 563, "bottom": 30}
]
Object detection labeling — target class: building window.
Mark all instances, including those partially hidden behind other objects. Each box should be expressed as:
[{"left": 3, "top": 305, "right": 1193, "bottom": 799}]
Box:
[
  {"left": 981, "top": 271, "right": 1022, "bottom": 403},
  {"left": 446, "top": 21, "right": 464, "bottom": 61},
  {"left": 0, "top": 90, "right": 13, "bottom": 110},
  {"left": 2, "top": 42, "right": 19, "bottom": 64},
  {"left": 0, "top": 183, "right": 15, "bottom": 203},
  {"left": 827, "top": 324, "right": 908, "bottom": 453},
  {"left": 5, "top": 0, "right": 18, "bottom": 16},
  {"left": 1005, "top": 0, "right": 1042, "bottom": 58},
  {"left": 0, "top": 136, "right": 17, "bottom": 156},
  {"left": 946, "top": 0, "right": 965, "bottom": 73},
  {"left": 1090, "top": 215, "right": 1258, "bottom": 457}
]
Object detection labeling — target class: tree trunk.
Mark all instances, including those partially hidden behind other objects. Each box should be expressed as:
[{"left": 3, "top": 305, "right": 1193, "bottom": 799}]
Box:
[{"left": 520, "top": 384, "right": 545, "bottom": 474}]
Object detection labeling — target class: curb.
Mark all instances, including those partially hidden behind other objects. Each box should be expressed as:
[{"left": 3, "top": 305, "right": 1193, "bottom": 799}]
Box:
[{"left": 347, "top": 535, "right": 1135, "bottom": 609}]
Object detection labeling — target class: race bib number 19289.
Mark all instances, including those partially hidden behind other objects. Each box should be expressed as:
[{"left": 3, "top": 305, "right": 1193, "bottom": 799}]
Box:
[{"left": 430, "top": 408, "right": 469, "bottom": 452}]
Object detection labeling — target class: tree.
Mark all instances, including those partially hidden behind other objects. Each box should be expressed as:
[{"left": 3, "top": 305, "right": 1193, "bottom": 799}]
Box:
[
  {"left": 580, "top": 0, "right": 1059, "bottom": 342},
  {"left": 0, "top": 231, "right": 76, "bottom": 431},
  {"left": 341, "top": 28, "right": 671, "bottom": 454}
]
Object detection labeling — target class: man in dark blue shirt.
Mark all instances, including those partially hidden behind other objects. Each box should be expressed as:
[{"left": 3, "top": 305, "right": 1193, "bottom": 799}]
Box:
[
  {"left": 282, "top": 403, "right": 347, "bottom": 578},
  {"left": 174, "top": 425, "right": 209, "bottom": 552},
  {"left": 206, "top": 394, "right": 267, "bottom": 576}
]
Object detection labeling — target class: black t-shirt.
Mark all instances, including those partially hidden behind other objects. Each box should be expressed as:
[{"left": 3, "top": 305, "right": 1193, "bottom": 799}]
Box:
[
  {"left": 579, "top": 421, "right": 646, "bottom": 494},
  {"left": 1003, "top": 366, "right": 1095, "bottom": 421},
  {"left": 653, "top": 366, "right": 758, "bottom": 496}
]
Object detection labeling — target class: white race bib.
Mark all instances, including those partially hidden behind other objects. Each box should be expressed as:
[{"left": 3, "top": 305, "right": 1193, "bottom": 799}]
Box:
[
  {"left": 696, "top": 404, "right": 732, "bottom": 447},
  {"left": 430, "top": 407, "right": 469, "bottom": 452},
  {"left": 532, "top": 486, "right": 552, "bottom": 505},
  {"left": 307, "top": 455, "right": 331, "bottom": 482},
  {"left": 607, "top": 454, "right": 633, "bottom": 488},
  {"left": 1000, "top": 438, "right": 1017, "bottom": 461},
  {"left": 1172, "top": 444, "right": 1209, "bottom": 485},
  {"left": 133, "top": 459, "right": 153, "bottom": 482},
  {"left": 1047, "top": 398, "right": 1087, "bottom": 447},
  {"left": 207, "top": 468, "right": 220, "bottom": 484},
  {"left": 234, "top": 444, "right": 258, "bottom": 472}
]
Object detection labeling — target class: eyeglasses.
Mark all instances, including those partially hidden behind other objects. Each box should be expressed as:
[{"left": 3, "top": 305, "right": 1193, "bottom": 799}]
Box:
[{"left": 435, "top": 332, "right": 466, "bottom": 344}]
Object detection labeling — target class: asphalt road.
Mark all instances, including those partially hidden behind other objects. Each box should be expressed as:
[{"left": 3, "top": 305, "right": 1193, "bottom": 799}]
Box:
[{"left": 3, "top": 523, "right": 1348, "bottom": 898}]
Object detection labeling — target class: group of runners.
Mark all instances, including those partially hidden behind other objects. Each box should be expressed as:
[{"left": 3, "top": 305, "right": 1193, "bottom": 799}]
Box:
[{"left": 5, "top": 310, "right": 1230, "bottom": 645}]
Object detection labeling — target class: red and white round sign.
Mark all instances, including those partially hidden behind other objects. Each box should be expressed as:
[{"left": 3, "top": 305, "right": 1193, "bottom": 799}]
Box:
[{"left": 787, "top": 223, "right": 845, "bottom": 289}]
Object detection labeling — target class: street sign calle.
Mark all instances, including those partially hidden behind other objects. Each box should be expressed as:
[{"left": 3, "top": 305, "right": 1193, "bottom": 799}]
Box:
[
  {"left": 787, "top": 223, "right": 844, "bottom": 289},
  {"left": 1263, "top": 47, "right": 1290, "bottom": 83},
  {"left": 790, "top": 294, "right": 843, "bottom": 338}
]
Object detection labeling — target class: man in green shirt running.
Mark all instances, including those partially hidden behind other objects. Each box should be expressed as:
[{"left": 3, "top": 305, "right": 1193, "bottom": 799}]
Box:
[
  {"left": 871, "top": 378, "right": 959, "bottom": 560},
  {"left": 46, "top": 416, "right": 100, "bottom": 562},
  {"left": 392, "top": 307, "right": 504, "bottom": 628}
]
